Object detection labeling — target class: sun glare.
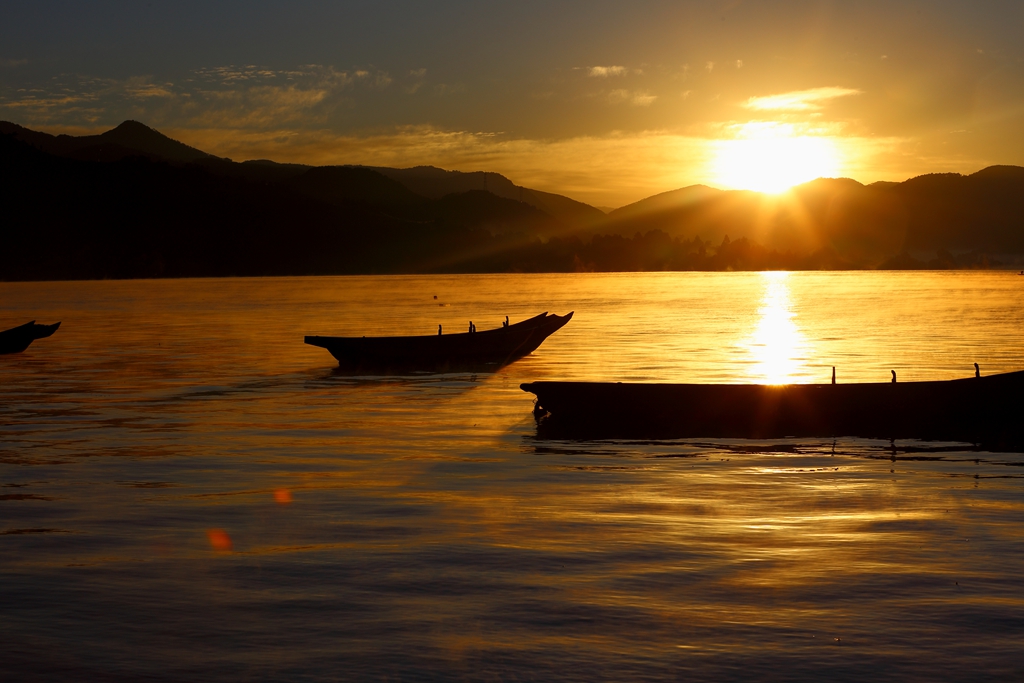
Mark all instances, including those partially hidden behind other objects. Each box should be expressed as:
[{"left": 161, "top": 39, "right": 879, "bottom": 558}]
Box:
[
  {"left": 711, "top": 124, "right": 842, "bottom": 194},
  {"left": 742, "top": 272, "right": 812, "bottom": 384}
]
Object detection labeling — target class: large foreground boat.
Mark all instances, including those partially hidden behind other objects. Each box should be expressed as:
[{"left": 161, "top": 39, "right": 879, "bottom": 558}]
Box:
[
  {"left": 0, "top": 321, "right": 61, "bottom": 355},
  {"left": 306, "top": 312, "right": 573, "bottom": 372},
  {"left": 522, "top": 369, "right": 1024, "bottom": 444}
]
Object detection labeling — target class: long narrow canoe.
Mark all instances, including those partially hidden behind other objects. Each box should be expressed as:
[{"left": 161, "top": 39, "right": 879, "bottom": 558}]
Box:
[
  {"left": 0, "top": 321, "right": 61, "bottom": 355},
  {"left": 306, "top": 312, "right": 572, "bottom": 372},
  {"left": 522, "top": 370, "right": 1024, "bottom": 443}
]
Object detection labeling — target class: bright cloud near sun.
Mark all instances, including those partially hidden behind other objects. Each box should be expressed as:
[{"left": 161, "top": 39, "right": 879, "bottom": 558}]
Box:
[{"left": 744, "top": 87, "right": 862, "bottom": 112}]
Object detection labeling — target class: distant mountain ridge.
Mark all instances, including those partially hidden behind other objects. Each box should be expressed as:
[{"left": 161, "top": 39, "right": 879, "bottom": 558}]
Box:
[
  {"left": 603, "top": 172, "right": 1024, "bottom": 265},
  {"left": 0, "top": 120, "right": 601, "bottom": 233},
  {"left": 367, "top": 165, "right": 607, "bottom": 229},
  {"left": 0, "top": 120, "right": 214, "bottom": 163},
  {"left": 2, "top": 119, "right": 1024, "bottom": 279},
  {"left": 0, "top": 120, "right": 596, "bottom": 280}
]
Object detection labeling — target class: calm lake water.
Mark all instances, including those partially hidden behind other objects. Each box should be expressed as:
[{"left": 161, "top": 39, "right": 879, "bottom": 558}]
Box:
[{"left": 2, "top": 272, "right": 1024, "bottom": 682}]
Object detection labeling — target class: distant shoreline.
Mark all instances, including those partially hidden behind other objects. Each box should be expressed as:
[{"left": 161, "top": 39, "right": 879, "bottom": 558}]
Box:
[{"left": 4, "top": 265, "right": 1022, "bottom": 285}]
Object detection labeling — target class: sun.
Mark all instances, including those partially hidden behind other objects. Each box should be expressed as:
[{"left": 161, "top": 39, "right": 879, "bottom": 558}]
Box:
[{"left": 710, "top": 123, "right": 842, "bottom": 194}]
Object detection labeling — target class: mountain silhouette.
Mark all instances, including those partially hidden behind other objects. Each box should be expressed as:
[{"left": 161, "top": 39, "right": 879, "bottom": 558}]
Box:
[
  {"left": 289, "top": 166, "right": 425, "bottom": 208},
  {"left": 602, "top": 173, "right": 1024, "bottom": 267},
  {"left": 2, "top": 118, "right": 1023, "bottom": 279},
  {"left": 368, "top": 165, "right": 607, "bottom": 229},
  {"left": 1, "top": 120, "right": 598, "bottom": 231},
  {"left": 0, "top": 120, "right": 214, "bottom": 163}
]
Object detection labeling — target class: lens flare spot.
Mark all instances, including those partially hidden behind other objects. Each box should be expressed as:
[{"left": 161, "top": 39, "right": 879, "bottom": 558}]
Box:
[
  {"left": 206, "top": 528, "right": 233, "bottom": 551},
  {"left": 274, "top": 489, "right": 292, "bottom": 504}
]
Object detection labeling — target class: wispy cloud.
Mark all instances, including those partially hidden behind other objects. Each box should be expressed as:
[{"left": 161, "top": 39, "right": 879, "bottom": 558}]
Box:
[
  {"left": 588, "top": 65, "right": 627, "bottom": 77},
  {"left": 123, "top": 76, "right": 175, "bottom": 99},
  {"left": 404, "top": 68, "right": 427, "bottom": 93},
  {"left": 630, "top": 91, "right": 657, "bottom": 107},
  {"left": 187, "top": 86, "right": 334, "bottom": 128},
  {"left": 0, "top": 64, "right": 392, "bottom": 129},
  {"left": 744, "top": 87, "right": 861, "bottom": 111},
  {"left": 607, "top": 89, "right": 657, "bottom": 107},
  {"left": 191, "top": 64, "right": 390, "bottom": 90}
]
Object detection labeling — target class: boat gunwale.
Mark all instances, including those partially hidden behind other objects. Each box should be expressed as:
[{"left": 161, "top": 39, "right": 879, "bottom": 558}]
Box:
[
  {"left": 305, "top": 312, "right": 559, "bottom": 347},
  {"left": 522, "top": 368, "right": 1024, "bottom": 393}
]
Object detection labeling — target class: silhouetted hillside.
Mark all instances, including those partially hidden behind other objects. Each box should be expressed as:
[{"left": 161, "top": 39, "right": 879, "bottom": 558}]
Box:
[
  {"left": 2, "top": 119, "right": 1023, "bottom": 279},
  {"left": 0, "top": 132, "right": 520, "bottom": 279},
  {"left": 431, "top": 190, "right": 568, "bottom": 238},
  {"left": 0, "top": 120, "right": 214, "bottom": 163},
  {"left": 600, "top": 172, "right": 1024, "bottom": 267},
  {"left": 289, "top": 166, "right": 425, "bottom": 208},
  {"left": 371, "top": 165, "right": 607, "bottom": 229},
  {"left": 2, "top": 120, "right": 594, "bottom": 235},
  {"left": 607, "top": 184, "right": 721, "bottom": 221},
  {"left": 896, "top": 166, "right": 1024, "bottom": 254}
]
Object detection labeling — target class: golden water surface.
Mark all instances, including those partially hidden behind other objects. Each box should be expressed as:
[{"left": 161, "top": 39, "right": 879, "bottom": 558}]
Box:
[{"left": 2, "top": 272, "right": 1023, "bottom": 681}]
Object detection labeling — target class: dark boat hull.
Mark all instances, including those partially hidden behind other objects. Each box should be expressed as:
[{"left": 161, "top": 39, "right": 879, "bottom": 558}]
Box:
[
  {"left": 0, "top": 321, "right": 61, "bottom": 355},
  {"left": 522, "top": 371, "right": 1024, "bottom": 443},
  {"left": 306, "top": 312, "right": 572, "bottom": 372}
]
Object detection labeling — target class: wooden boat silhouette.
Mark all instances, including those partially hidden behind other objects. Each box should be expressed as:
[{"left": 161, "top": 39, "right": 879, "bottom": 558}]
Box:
[
  {"left": 306, "top": 312, "right": 572, "bottom": 372},
  {"left": 0, "top": 321, "right": 61, "bottom": 355},
  {"left": 522, "top": 369, "right": 1024, "bottom": 444}
]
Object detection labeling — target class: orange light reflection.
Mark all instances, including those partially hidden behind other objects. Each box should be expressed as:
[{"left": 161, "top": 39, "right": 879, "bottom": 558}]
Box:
[{"left": 741, "top": 271, "right": 812, "bottom": 384}]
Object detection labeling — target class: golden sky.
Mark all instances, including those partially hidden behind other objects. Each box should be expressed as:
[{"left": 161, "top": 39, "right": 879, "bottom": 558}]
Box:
[{"left": 3, "top": 1, "right": 1023, "bottom": 207}]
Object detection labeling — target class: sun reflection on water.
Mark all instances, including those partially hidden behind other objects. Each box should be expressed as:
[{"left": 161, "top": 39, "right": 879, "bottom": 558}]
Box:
[{"left": 742, "top": 271, "right": 812, "bottom": 384}]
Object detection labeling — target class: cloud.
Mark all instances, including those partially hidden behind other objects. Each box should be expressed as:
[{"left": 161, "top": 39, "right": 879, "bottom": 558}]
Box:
[
  {"left": 0, "top": 75, "right": 118, "bottom": 123},
  {"left": 193, "top": 65, "right": 291, "bottom": 83},
  {"left": 745, "top": 87, "right": 861, "bottom": 111},
  {"left": 606, "top": 89, "right": 629, "bottom": 103},
  {"left": 607, "top": 89, "right": 657, "bottom": 106},
  {"left": 631, "top": 91, "right": 657, "bottom": 106},
  {"left": 434, "top": 83, "right": 467, "bottom": 96},
  {"left": 187, "top": 85, "right": 334, "bottom": 128},
  {"left": 123, "top": 76, "right": 175, "bottom": 99},
  {"left": 588, "top": 65, "right": 627, "bottom": 77},
  {"left": 0, "top": 64, "right": 391, "bottom": 129},
  {"left": 190, "top": 64, "right": 391, "bottom": 91},
  {"left": 1, "top": 58, "right": 28, "bottom": 68}
]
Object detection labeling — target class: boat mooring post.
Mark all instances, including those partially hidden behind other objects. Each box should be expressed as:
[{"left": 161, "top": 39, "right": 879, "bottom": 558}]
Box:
[
  {"left": 975, "top": 362, "right": 980, "bottom": 378},
  {"left": 832, "top": 367, "right": 836, "bottom": 385},
  {"left": 891, "top": 370, "right": 897, "bottom": 383}
]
